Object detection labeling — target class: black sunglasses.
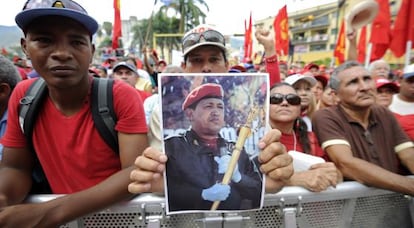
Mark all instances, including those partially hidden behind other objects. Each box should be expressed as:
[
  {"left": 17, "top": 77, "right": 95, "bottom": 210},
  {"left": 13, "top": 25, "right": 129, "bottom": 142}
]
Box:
[
  {"left": 182, "top": 30, "right": 225, "bottom": 51},
  {"left": 270, "top": 93, "right": 301, "bottom": 105}
]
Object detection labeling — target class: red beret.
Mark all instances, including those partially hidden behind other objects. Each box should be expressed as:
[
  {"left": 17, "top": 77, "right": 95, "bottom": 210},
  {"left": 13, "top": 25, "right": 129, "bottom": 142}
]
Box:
[{"left": 182, "top": 83, "right": 224, "bottom": 110}]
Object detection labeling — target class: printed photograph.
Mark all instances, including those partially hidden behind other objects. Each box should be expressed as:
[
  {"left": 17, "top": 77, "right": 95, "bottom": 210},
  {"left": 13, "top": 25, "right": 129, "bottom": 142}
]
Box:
[{"left": 159, "top": 73, "right": 269, "bottom": 214}]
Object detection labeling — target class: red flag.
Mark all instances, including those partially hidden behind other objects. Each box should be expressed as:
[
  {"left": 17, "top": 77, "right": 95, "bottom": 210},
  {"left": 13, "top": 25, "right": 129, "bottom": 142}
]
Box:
[
  {"left": 243, "top": 12, "right": 253, "bottom": 62},
  {"left": 389, "top": 0, "right": 414, "bottom": 57},
  {"left": 369, "top": 0, "right": 391, "bottom": 61},
  {"left": 334, "top": 19, "right": 346, "bottom": 64},
  {"left": 273, "top": 5, "right": 289, "bottom": 56},
  {"left": 112, "top": 0, "right": 122, "bottom": 50},
  {"left": 357, "top": 26, "right": 367, "bottom": 63}
]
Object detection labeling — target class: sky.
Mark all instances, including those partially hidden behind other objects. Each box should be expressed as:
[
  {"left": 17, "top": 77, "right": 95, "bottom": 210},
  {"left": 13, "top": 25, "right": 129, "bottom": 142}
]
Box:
[{"left": 1, "top": 0, "right": 337, "bottom": 35}]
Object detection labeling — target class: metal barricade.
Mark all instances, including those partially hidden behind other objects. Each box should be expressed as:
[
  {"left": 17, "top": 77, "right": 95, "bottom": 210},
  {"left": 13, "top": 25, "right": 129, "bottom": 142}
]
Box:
[{"left": 26, "top": 181, "right": 414, "bottom": 228}]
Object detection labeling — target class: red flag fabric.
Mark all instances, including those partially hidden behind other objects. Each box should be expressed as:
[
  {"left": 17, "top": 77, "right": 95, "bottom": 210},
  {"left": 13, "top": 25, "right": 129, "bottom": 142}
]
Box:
[
  {"left": 357, "top": 26, "right": 367, "bottom": 63},
  {"left": 243, "top": 12, "right": 253, "bottom": 62},
  {"left": 273, "top": 5, "right": 289, "bottom": 56},
  {"left": 112, "top": 0, "right": 122, "bottom": 50},
  {"left": 334, "top": 19, "right": 346, "bottom": 64},
  {"left": 369, "top": 0, "right": 391, "bottom": 61},
  {"left": 389, "top": 0, "right": 414, "bottom": 57}
]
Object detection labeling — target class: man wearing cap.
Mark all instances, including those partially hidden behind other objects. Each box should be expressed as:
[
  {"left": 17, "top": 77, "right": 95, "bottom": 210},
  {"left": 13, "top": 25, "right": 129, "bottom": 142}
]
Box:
[
  {"left": 112, "top": 61, "right": 152, "bottom": 101},
  {"left": 129, "top": 24, "right": 293, "bottom": 196},
  {"left": 312, "top": 61, "right": 414, "bottom": 196},
  {"left": 374, "top": 78, "right": 399, "bottom": 108},
  {"left": 389, "top": 64, "right": 414, "bottom": 140},
  {"left": 165, "top": 83, "right": 262, "bottom": 211},
  {"left": 0, "top": 1, "right": 148, "bottom": 227}
]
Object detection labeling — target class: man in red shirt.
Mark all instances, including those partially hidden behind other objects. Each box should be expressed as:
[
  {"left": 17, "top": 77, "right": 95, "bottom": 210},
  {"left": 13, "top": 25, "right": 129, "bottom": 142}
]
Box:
[{"left": 0, "top": 0, "right": 148, "bottom": 227}]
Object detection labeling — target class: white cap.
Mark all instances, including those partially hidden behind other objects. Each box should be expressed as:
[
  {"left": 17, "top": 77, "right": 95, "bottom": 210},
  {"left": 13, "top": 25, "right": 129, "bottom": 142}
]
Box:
[
  {"left": 284, "top": 74, "right": 317, "bottom": 87},
  {"left": 403, "top": 64, "right": 414, "bottom": 79}
]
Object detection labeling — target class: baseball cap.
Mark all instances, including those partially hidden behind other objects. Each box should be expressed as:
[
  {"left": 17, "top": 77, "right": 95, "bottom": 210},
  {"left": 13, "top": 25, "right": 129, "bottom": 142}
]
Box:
[
  {"left": 285, "top": 73, "right": 317, "bottom": 87},
  {"left": 15, "top": 0, "right": 98, "bottom": 35},
  {"left": 375, "top": 78, "right": 399, "bottom": 92},
  {"left": 113, "top": 62, "right": 138, "bottom": 74},
  {"left": 182, "top": 83, "right": 224, "bottom": 110},
  {"left": 403, "top": 64, "right": 414, "bottom": 79},
  {"left": 182, "top": 24, "right": 226, "bottom": 57}
]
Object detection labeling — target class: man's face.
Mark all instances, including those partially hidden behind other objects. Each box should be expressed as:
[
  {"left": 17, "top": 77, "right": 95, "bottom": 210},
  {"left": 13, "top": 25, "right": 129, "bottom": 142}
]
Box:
[
  {"left": 188, "top": 98, "right": 225, "bottom": 136},
  {"left": 182, "top": 45, "right": 229, "bottom": 73},
  {"left": 336, "top": 66, "right": 376, "bottom": 109},
  {"left": 113, "top": 67, "right": 138, "bottom": 87},
  {"left": 22, "top": 16, "right": 94, "bottom": 88},
  {"left": 372, "top": 62, "right": 390, "bottom": 79},
  {"left": 399, "top": 76, "right": 414, "bottom": 101},
  {"left": 375, "top": 86, "right": 395, "bottom": 107}
]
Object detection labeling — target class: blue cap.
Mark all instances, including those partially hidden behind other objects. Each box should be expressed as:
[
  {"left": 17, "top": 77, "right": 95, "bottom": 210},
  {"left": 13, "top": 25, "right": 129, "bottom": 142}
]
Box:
[{"left": 15, "top": 0, "right": 98, "bottom": 35}]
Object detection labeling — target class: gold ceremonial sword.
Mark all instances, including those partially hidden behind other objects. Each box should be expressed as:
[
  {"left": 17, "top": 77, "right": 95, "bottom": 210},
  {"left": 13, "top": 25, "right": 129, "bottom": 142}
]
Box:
[{"left": 211, "top": 106, "right": 259, "bottom": 210}]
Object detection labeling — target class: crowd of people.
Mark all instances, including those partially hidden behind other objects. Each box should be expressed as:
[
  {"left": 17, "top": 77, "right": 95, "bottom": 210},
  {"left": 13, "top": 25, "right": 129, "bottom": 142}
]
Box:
[{"left": 0, "top": 0, "right": 412, "bottom": 226}]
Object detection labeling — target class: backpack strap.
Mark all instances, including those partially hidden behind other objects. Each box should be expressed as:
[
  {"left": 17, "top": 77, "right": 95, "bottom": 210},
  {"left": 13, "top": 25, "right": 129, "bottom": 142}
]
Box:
[
  {"left": 19, "top": 78, "right": 51, "bottom": 193},
  {"left": 91, "top": 77, "right": 119, "bottom": 154},
  {"left": 19, "top": 78, "right": 47, "bottom": 140}
]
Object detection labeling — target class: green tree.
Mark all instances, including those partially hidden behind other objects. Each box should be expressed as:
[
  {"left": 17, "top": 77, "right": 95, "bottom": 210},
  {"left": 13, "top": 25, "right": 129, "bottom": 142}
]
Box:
[{"left": 159, "top": 0, "right": 209, "bottom": 34}]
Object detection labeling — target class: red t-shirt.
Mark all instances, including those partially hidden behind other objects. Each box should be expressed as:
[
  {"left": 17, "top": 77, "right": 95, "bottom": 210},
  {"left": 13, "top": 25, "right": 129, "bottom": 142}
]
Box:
[
  {"left": 393, "top": 113, "right": 414, "bottom": 141},
  {"left": 280, "top": 131, "right": 328, "bottom": 160},
  {"left": 2, "top": 78, "right": 147, "bottom": 194}
]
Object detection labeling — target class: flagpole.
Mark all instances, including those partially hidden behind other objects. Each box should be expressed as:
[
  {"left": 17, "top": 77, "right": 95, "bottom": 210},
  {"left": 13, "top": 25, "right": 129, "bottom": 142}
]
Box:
[
  {"left": 365, "top": 43, "right": 372, "bottom": 69},
  {"left": 405, "top": 41, "right": 412, "bottom": 68}
]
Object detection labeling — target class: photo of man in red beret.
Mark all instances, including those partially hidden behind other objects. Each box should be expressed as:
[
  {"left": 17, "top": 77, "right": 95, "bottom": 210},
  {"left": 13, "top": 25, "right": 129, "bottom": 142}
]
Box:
[{"left": 163, "top": 80, "right": 264, "bottom": 213}]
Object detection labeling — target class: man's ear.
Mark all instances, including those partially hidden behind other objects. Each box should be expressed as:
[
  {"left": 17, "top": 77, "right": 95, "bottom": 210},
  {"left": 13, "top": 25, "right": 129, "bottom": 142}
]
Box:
[
  {"left": 21, "top": 38, "right": 29, "bottom": 59},
  {"left": 0, "top": 83, "right": 12, "bottom": 99},
  {"left": 90, "top": 44, "right": 96, "bottom": 64},
  {"left": 184, "top": 108, "right": 193, "bottom": 121}
]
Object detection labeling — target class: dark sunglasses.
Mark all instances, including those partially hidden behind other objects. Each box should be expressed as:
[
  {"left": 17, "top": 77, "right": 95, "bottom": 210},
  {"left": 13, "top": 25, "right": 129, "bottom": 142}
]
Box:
[
  {"left": 270, "top": 93, "right": 301, "bottom": 105},
  {"left": 23, "top": 0, "right": 87, "bottom": 12},
  {"left": 182, "top": 30, "right": 225, "bottom": 51}
]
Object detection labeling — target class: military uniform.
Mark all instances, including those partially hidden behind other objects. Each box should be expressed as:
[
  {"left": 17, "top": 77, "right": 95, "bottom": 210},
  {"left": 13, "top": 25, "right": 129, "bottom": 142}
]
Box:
[{"left": 165, "top": 129, "right": 263, "bottom": 211}]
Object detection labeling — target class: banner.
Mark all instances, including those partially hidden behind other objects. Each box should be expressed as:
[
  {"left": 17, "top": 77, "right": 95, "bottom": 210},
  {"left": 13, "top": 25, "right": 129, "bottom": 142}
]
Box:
[
  {"left": 333, "top": 19, "right": 345, "bottom": 64},
  {"left": 369, "top": 0, "right": 391, "bottom": 61},
  {"left": 273, "top": 5, "right": 289, "bottom": 56},
  {"left": 244, "top": 12, "right": 253, "bottom": 62},
  {"left": 389, "top": 0, "right": 414, "bottom": 57},
  {"left": 112, "top": 0, "right": 122, "bottom": 50}
]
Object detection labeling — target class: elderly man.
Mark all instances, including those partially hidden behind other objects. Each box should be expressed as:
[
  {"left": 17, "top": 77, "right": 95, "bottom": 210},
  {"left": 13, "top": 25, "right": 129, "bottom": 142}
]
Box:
[
  {"left": 368, "top": 59, "right": 391, "bottom": 80},
  {"left": 165, "top": 83, "right": 262, "bottom": 211},
  {"left": 128, "top": 24, "right": 293, "bottom": 195},
  {"left": 313, "top": 61, "right": 414, "bottom": 195}
]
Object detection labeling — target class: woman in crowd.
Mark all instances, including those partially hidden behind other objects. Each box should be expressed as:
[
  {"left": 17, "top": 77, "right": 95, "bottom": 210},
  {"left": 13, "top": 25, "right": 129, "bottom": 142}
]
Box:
[{"left": 269, "top": 82, "right": 342, "bottom": 192}]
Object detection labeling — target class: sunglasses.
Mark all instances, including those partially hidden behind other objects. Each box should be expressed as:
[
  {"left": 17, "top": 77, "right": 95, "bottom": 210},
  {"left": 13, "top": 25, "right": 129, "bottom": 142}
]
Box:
[
  {"left": 23, "top": 0, "right": 87, "bottom": 12},
  {"left": 182, "top": 30, "right": 225, "bottom": 52},
  {"left": 270, "top": 93, "right": 301, "bottom": 105}
]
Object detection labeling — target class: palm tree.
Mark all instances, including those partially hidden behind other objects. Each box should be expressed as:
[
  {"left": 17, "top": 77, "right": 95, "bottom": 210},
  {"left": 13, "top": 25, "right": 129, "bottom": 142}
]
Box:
[{"left": 159, "top": 0, "right": 209, "bottom": 34}]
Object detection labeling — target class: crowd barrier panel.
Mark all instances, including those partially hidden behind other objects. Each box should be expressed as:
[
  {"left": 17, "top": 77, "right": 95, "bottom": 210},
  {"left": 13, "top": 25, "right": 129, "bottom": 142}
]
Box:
[{"left": 26, "top": 179, "right": 414, "bottom": 228}]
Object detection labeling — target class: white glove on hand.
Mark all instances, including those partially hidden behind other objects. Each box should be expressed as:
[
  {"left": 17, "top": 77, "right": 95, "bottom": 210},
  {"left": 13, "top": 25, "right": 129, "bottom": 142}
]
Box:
[{"left": 214, "top": 155, "right": 242, "bottom": 183}]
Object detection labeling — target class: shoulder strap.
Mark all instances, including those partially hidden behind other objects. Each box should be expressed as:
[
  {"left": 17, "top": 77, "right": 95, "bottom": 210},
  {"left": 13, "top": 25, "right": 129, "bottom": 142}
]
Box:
[
  {"left": 19, "top": 78, "right": 51, "bottom": 193},
  {"left": 91, "top": 77, "right": 119, "bottom": 154},
  {"left": 19, "top": 78, "right": 48, "bottom": 142}
]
